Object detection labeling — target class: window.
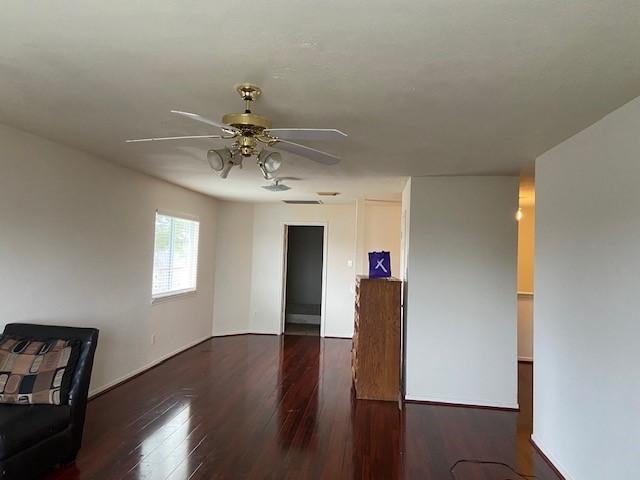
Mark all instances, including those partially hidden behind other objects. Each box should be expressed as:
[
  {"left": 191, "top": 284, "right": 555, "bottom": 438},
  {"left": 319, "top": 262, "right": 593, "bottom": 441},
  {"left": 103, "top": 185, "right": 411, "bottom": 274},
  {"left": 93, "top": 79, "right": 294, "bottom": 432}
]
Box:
[{"left": 152, "top": 212, "right": 200, "bottom": 299}]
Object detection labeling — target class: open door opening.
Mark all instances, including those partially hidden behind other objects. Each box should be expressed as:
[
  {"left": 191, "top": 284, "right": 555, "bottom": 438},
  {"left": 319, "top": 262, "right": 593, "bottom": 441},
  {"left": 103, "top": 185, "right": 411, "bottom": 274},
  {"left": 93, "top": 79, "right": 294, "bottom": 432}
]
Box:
[
  {"left": 516, "top": 174, "right": 535, "bottom": 434},
  {"left": 517, "top": 175, "right": 535, "bottom": 364},
  {"left": 283, "top": 225, "right": 324, "bottom": 336}
]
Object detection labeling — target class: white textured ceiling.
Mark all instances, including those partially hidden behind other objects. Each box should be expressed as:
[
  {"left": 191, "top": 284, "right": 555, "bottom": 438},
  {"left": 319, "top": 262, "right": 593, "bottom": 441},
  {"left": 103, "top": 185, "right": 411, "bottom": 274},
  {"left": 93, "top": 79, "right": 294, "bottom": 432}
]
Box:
[{"left": 1, "top": 1, "right": 639, "bottom": 202}]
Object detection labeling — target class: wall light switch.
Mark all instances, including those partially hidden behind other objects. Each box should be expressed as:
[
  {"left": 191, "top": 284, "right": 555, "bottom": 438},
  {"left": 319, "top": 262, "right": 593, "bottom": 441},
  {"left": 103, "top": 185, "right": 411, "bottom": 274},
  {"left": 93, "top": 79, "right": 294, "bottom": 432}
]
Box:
[{"left": 347, "top": 260, "right": 353, "bottom": 267}]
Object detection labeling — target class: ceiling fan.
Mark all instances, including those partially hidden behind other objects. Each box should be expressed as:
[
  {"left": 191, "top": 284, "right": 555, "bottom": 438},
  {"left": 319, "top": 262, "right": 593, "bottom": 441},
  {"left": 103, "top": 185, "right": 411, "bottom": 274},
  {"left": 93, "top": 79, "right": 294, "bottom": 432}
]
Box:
[{"left": 126, "top": 84, "right": 347, "bottom": 179}]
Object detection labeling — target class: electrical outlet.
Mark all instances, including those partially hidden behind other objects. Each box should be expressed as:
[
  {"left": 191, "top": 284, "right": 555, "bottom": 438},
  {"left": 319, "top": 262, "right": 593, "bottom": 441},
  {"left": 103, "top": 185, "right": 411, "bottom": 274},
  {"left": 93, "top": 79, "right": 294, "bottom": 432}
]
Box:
[{"left": 347, "top": 259, "right": 353, "bottom": 267}]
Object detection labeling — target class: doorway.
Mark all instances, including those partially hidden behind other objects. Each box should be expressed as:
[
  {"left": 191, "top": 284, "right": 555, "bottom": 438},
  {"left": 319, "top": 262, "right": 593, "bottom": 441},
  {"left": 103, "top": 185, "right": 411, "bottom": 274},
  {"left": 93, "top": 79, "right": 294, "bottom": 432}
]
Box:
[
  {"left": 282, "top": 225, "right": 325, "bottom": 336},
  {"left": 516, "top": 175, "right": 535, "bottom": 438}
]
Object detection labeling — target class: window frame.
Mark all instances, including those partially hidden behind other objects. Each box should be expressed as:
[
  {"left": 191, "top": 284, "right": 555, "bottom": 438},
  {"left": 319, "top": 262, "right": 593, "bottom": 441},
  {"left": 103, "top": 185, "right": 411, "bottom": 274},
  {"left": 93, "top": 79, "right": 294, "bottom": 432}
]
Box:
[{"left": 151, "top": 210, "right": 201, "bottom": 303}]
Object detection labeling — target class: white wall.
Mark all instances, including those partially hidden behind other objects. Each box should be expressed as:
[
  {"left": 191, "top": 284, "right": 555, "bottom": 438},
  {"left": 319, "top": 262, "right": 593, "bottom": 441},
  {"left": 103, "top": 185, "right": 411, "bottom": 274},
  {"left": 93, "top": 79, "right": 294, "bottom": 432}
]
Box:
[
  {"left": 405, "top": 176, "right": 518, "bottom": 408},
  {"left": 517, "top": 294, "right": 533, "bottom": 361},
  {"left": 250, "top": 203, "right": 357, "bottom": 338},
  {"left": 400, "top": 180, "right": 411, "bottom": 282},
  {"left": 362, "top": 201, "right": 401, "bottom": 277},
  {"left": 212, "top": 201, "right": 254, "bottom": 336},
  {"left": 0, "top": 123, "right": 218, "bottom": 395},
  {"left": 400, "top": 180, "right": 411, "bottom": 392},
  {"left": 355, "top": 199, "right": 402, "bottom": 277},
  {"left": 212, "top": 202, "right": 358, "bottom": 338},
  {"left": 534, "top": 96, "right": 640, "bottom": 479}
]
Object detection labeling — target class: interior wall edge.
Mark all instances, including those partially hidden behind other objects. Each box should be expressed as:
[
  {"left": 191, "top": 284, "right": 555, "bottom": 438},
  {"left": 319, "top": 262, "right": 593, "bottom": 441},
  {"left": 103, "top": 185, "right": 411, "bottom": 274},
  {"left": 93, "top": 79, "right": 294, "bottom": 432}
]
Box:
[
  {"left": 530, "top": 434, "right": 573, "bottom": 480},
  {"left": 211, "top": 200, "right": 255, "bottom": 336},
  {"left": 0, "top": 122, "right": 218, "bottom": 394},
  {"left": 88, "top": 334, "right": 212, "bottom": 398},
  {"left": 212, "top": 330, "right": 250, "bottom": 337},
  {"left": 533, "top": 94, "right": 640, "bottom": 479},
  {"left": 404, "top": 393, "right": 519, "bottom": 411},
  {"left": 404, "top": 176, "right": 518, "bottom": 410}
]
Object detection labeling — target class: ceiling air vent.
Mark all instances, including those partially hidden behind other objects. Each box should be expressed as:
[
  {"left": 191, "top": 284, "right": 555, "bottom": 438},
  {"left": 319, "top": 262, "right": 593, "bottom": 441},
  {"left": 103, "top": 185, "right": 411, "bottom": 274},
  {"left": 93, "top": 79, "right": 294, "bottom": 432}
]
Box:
[{"left": 282, "top": 200, "right": 323, "bottom": 205}]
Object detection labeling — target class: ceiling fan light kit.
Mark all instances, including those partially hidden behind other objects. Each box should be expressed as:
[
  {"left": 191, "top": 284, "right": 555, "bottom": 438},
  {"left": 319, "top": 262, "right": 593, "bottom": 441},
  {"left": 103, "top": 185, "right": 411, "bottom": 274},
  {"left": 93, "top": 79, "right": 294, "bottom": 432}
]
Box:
[
  {"left": 257, "top": 150, "right": 282, "bottom": 179},
  {"left": 126, "top": 83, "right": 347, "bottom": 182},
  {"left": 206, "top": 148, "right": 228, "bottom": 171}
]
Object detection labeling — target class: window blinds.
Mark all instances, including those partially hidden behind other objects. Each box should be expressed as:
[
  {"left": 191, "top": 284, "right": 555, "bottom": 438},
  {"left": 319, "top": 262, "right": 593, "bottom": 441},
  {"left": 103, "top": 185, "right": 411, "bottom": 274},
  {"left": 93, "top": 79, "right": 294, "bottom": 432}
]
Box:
[{"left": 152, "top": 212, "right": 200, "bottom": 298}]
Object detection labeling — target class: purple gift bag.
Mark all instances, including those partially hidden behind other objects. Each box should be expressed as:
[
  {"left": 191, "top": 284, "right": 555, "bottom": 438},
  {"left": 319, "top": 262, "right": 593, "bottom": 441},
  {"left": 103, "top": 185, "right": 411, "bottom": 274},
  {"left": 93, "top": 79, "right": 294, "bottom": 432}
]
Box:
[{"left": 368, "top": 251, "right": 391, "bottom": 278}]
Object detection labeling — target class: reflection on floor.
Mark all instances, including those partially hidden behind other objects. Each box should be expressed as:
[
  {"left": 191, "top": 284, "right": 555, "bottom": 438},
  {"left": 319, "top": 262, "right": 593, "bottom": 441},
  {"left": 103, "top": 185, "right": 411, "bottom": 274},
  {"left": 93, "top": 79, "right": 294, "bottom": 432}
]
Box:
[
  {"left": 284, "top": 322, "right": 320, "bottom": 336},
  {"left": 47, "top": 335, "right": 560, "bottom": 480}
]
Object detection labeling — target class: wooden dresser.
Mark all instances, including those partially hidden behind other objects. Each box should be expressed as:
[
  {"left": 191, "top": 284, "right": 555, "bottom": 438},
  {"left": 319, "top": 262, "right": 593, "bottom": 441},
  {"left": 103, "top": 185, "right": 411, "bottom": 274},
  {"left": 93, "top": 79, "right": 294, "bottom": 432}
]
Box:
[{"left": 352, "top": 275, "right": 402, "bottom": 402}]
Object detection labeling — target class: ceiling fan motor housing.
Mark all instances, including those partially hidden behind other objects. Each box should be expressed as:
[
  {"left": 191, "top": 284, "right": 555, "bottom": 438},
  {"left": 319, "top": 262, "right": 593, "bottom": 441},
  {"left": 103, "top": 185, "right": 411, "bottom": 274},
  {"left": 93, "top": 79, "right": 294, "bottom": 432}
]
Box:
[
  {"left": 224, "top": 83, "right": 272, "bottom": 139},
  {"left": 225, "top": 84, "right": 273, "bottom": 157},
  {"left": 222, "top": 112, "right": 272, "bottom": 133},
  {"left": 237, "top": 136, "right": 258, "bottom": 156}
]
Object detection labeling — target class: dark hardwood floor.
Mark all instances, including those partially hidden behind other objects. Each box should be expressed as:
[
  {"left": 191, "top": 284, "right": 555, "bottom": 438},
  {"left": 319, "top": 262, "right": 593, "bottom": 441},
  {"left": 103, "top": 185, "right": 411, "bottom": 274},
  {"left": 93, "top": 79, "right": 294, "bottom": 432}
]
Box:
[{"left": 47, "top": 335, "right": 559, "bottom": 480}]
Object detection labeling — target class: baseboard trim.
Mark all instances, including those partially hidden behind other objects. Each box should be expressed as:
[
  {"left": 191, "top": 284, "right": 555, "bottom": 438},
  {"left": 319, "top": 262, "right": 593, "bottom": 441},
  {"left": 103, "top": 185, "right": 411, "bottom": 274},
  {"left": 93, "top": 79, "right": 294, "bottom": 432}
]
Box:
[
  {"left": 212, "top": 330, "right": 281, "bottom": 338},
  {"left": 405, "top": 396, "right": 519, "bottom": 412},
  {"left": 89, "top": 335, "right": 212, "bottom": 399},
  {"left": 212, "top": 330, "right": 249, "bottom": 337},
  {"left": 518, "top": 356, "right": 534, "bottom": 363},
  {"left": 530, "top": 435, "right": 570, "bottom": 480},
  {"left": 215, "top": 330, "right": 352, "bottom": 339}
]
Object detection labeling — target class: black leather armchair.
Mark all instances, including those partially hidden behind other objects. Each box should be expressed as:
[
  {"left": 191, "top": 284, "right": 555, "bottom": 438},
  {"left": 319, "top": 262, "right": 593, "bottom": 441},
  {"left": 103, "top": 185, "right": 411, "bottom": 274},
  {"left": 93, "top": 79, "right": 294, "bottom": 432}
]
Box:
[{"left": 0, "top": 323, "right": 99, "bottom": 480}]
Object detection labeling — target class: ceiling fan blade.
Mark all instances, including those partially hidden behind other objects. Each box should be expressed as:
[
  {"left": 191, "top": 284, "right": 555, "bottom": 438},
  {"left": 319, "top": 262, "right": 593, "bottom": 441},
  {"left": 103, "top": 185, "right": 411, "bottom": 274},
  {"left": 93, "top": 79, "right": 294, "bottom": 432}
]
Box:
[
  {"left": 171, "top": 110, "right": 238, "bottom": 133},
  {"left": 264, "top": 128, "right": 347, "bottom": 141},
  {"left": 125, "top": 135, "right": 225, "bottom": 143},
  {"left": 272, "top": 139, "right": 340, "bottom": 165}
]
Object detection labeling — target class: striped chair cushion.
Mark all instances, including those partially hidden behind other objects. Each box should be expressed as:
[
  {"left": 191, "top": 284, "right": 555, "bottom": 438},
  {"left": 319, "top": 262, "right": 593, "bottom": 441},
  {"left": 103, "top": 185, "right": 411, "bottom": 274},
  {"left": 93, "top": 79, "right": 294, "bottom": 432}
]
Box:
[{"left": 0, "top": 336, "right": 79, "bottom": 405}]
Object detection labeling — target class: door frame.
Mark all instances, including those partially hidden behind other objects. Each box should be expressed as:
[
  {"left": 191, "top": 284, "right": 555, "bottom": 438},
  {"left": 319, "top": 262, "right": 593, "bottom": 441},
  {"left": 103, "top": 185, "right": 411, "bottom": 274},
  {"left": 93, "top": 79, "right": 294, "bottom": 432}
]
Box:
[{"left": 280, "top": 222, "right": 329, "bottom": 337}]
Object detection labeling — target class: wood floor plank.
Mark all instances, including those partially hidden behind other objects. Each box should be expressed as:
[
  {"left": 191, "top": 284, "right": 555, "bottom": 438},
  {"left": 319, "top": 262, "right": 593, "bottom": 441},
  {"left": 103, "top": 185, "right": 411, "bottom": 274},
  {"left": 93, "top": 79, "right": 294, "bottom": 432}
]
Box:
[{"left": 47, "top": 335, "right": 561, "bottom": 480}]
